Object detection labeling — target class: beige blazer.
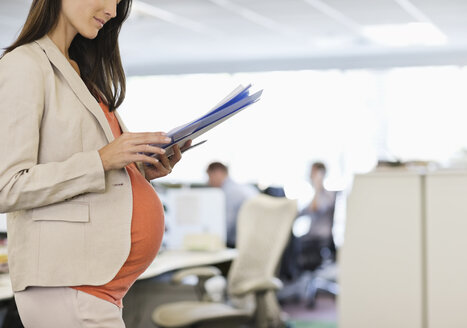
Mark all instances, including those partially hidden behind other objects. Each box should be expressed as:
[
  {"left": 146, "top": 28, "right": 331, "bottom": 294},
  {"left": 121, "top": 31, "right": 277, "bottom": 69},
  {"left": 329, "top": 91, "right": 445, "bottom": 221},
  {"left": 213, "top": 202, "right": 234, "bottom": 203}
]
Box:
[{"left": 0, "top": 35, "right": 145, "bottom": 292}]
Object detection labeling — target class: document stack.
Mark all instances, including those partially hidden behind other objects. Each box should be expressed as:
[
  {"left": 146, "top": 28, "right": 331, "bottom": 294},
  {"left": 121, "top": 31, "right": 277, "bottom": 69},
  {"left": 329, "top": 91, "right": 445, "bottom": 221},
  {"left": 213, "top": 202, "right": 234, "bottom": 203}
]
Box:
[{"left": 151, "top": 84, "right": 262, "bottom": 158}]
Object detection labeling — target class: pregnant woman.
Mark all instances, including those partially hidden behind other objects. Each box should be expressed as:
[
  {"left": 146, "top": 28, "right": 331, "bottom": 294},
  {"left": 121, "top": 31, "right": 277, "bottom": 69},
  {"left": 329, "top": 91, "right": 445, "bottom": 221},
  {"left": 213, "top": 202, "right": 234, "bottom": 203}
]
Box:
[{"left": 0, "top": 0, "right": 190, "bottom": 326}]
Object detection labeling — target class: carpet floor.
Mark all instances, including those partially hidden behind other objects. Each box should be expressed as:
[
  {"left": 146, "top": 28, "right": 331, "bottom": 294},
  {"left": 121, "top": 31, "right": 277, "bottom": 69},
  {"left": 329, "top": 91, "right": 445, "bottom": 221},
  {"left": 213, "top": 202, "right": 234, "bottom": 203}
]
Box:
[{"left": 288, "top": 321, "right": 337, "bottom": 328}]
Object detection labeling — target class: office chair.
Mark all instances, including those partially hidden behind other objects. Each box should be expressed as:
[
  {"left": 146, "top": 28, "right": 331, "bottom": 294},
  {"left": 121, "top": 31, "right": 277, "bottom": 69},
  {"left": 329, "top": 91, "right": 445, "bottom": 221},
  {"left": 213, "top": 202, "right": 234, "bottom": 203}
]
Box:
[
  {"left": 152, "top": 194, "right": 297, "bottom": 328},
  {"left": 301, "top": 191, "right": 339, "bottom": 308},
  {"left": 278, "top": 191, "right": 339, "bottom": 308}
]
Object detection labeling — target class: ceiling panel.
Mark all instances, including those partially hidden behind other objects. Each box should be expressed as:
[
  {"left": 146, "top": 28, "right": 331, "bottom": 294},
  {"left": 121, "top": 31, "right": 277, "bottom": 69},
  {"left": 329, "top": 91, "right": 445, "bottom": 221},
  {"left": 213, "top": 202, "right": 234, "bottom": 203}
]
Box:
[
  {"left": 411, "top": 0, "right": 467, "bottom": 43},
  {"left": 325, "top": 0, "right": 414, "bottom": 25},
  {"left": 1, "top": 0, "right": 467, "bottom": 74}
]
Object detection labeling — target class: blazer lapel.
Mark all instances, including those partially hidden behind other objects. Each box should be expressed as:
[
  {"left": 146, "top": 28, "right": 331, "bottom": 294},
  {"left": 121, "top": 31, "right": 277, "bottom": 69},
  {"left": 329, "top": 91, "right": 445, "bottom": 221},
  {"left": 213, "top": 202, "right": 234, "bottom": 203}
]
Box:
[
  {"left": 35, "top": 35, "right": 115, "bottom": 143},
  {"left": 114, "top": 111, "right": 129, "bottom": 133}
]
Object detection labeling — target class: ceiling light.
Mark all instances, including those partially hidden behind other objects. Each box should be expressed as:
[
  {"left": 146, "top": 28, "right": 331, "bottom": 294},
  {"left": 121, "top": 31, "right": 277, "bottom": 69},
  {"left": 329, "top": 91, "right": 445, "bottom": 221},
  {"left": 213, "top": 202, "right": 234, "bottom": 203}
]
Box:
[{"left": 362, "top": 22, "right": 447, "bottom": 47}]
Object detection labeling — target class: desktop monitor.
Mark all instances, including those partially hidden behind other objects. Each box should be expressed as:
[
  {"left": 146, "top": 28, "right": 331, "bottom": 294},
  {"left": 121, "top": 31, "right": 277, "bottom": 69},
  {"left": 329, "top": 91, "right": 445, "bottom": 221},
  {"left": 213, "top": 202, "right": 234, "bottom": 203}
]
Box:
[
  {"left": 0, "top": 214, "right": 6, "bottom": 233},
  {"left": 162, "top": 187, "right": 226, "bottom": 250}
]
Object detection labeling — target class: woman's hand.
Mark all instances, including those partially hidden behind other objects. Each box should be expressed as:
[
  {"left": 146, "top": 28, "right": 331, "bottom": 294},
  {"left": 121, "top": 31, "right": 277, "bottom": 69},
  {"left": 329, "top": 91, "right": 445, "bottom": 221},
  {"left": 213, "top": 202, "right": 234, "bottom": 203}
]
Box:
[
  {"left": 98, "top": 132, "right": 171, "bottom": 171},
  {"left": 143, "top": 140, "right": 192, "bottom": 180}
]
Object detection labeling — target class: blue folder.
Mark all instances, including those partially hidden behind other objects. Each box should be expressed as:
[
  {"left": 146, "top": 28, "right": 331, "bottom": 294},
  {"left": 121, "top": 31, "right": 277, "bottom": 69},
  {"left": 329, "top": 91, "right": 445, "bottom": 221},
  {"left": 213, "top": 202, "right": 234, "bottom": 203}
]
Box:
[{"left": 150, "top": 84, "right": 263, "bottom": 158}]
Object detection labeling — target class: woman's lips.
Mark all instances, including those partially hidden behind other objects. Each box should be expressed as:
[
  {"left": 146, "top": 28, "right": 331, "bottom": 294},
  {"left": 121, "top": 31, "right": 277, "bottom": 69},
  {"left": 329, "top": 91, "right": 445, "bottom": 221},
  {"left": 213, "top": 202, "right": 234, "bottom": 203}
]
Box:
[{"left": 94, "top": 17, "right": 105, "bottom": 28}]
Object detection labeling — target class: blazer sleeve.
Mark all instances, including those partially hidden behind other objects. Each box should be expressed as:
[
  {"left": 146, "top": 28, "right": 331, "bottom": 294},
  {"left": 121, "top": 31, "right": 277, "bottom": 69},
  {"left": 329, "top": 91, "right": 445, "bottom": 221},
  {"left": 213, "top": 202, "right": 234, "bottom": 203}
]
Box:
[{"left": 0, "top": 48, "right": 106, "bottom": 213}]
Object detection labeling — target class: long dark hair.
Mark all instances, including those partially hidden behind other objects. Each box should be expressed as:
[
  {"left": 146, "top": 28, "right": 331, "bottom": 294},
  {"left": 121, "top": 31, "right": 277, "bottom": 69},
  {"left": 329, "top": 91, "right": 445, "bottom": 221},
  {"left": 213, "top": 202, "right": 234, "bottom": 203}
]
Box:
[{"left": 2, "top": 0, "right": 132, "bottom": 111}]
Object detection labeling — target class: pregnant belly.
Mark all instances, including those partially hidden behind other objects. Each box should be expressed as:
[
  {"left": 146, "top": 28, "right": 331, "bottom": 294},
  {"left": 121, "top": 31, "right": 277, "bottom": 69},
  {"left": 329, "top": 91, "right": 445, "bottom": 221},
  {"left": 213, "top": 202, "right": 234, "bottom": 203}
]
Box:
[
  {"left": 73, "top": 163, "right": 165, "bottom": 307},
  {"left": 124, "top": 163, "right": 165, "bottom": 272}
]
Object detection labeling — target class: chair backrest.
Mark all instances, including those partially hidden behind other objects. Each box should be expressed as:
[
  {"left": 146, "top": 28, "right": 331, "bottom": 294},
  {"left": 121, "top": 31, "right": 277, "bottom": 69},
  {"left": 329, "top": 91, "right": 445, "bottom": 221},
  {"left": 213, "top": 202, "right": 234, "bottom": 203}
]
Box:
[{"left": 227, "top": 194, "right": 297, "bottom": 294}]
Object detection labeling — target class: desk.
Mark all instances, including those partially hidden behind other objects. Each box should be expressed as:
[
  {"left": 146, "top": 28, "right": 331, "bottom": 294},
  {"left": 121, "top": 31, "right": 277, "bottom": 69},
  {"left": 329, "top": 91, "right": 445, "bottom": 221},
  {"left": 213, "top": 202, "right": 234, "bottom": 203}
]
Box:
[
  {"left": 0, "top": 248, "right": 237, "bottom": 301},
  {"left": 138, "top": 248, "right": 237, "bottom": 280},
  {"left": 125, "top": 248, "right": 237, "bottom": 328},
  {"left": 0, "top": 274, "right": 12, "bottom": 301}
]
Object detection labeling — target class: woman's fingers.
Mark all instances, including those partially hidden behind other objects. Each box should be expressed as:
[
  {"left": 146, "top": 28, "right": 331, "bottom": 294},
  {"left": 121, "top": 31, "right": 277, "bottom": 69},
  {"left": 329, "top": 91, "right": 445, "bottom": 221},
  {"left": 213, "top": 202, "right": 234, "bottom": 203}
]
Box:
[
  {"left": 134, "top": 144, "right": 166, "bottom": 156},
  {"left": 147, "top": 158, "right": 172, "bottom": 178},
  {"left": 99, "top": 132, "right": 194, "bottom": 175},
  {"left": 142, "top": 142, "right": 193, "bottom": 180},
  {"left": 137, "top": 133, "right": 172, "bottom": 146},
  {"left": 159, "top": 153, "right": 172, "bottom": 172},
  {"left": 123, "top": 132, "right": 172, "bottom": 146},
  {"left": 169, "top": 144, "right": 182, "bottom": 166},
  {"left": 135, "top": 153, "right": 160, "bottom": 167},
  {"left": 180, "top": 140, "right": 192, "bottom": 152}
]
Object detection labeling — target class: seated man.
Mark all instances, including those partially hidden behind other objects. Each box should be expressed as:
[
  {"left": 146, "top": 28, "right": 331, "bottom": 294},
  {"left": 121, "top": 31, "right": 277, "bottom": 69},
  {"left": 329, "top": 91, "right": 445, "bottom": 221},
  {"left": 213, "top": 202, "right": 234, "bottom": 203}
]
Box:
[{"left": 206, "top": 162, "right": 258, "bottom": 248}]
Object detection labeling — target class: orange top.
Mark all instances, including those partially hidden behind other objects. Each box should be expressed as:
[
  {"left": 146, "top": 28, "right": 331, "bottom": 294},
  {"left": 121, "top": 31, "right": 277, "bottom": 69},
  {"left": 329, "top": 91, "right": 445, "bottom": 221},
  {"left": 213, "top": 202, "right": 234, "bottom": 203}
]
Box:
[{"left": 72, "top": 102, "right": 165, "bottom": 308}]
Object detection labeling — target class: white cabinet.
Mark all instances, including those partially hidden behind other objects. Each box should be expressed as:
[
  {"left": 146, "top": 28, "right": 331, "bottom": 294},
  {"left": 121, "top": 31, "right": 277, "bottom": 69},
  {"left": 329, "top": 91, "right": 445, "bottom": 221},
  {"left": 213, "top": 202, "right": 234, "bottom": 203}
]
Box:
[
  {"left": 426, "top": 172, "right": 467, "bottom": 328},
  {"left": 339, "top": 172, "right": 425, "bottom": 328},
  {"left": 340, "top": 170, "right": 467, "bottom": 328}
]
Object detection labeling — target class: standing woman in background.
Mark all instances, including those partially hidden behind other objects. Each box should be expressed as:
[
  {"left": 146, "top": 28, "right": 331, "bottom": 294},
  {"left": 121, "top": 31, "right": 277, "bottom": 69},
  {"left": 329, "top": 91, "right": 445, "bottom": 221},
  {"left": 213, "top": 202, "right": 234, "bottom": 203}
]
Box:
[{"left": 0, "top": 0, "right": 190, "bottom": 327}]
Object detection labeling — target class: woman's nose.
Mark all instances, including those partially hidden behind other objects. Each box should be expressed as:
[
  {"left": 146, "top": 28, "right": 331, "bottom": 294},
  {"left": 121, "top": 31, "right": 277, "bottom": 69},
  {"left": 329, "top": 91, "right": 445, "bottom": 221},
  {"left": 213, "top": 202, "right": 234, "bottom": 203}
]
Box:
[{"left": 104, "top": 0, "right": 118, "bottom": 19}]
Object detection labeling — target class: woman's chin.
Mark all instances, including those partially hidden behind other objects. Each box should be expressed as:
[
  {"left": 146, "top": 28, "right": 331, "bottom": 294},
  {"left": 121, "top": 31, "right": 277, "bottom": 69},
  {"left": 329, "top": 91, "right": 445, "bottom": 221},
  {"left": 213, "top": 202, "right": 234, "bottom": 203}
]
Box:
[{"left": 79, "top": 29, "right": 99, "bottom": 40}]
